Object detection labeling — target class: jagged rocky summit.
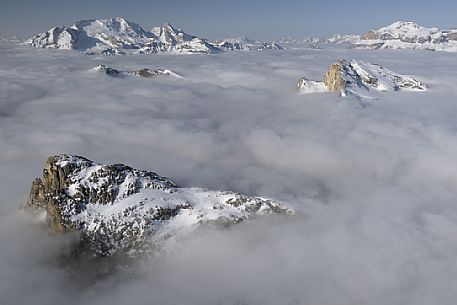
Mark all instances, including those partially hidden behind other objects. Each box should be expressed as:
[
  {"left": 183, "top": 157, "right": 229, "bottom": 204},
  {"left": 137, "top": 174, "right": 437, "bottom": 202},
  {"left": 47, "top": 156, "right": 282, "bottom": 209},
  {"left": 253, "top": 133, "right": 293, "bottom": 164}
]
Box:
[
  {"left": 26, "top": 17, "right": 285, "bottom": 55},
  {"left": 26, "top": 155, "right": 291, "bottom": 257},
  {"left": 346, "top": 21, "right": 457, "bottom": 52},
  {"left": 297, "top": 59, "right": 427, "bottom": 99},
  {"left": 93, "top": 65, "right": 183, "bottom": 78}
]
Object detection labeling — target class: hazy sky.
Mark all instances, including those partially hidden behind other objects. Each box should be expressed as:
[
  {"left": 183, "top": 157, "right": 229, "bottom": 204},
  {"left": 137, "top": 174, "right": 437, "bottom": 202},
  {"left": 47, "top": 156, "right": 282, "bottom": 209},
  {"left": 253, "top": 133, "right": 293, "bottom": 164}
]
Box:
[{"left": 1, "top": 0, "right": 457, "bottom": 40}]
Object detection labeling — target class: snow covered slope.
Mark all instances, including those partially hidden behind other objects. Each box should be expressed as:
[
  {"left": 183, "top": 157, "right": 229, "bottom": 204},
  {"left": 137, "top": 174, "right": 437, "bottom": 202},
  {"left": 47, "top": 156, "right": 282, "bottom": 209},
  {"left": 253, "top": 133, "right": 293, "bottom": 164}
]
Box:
[
  {"left": 352, "top": 21, "right": 457, "bottom": 52},
  {"left": 297, "top": 59, "right": 427, "bottom": 99},
  {"left": 26, "top": 155, "right": 291, "bottom": 257}
]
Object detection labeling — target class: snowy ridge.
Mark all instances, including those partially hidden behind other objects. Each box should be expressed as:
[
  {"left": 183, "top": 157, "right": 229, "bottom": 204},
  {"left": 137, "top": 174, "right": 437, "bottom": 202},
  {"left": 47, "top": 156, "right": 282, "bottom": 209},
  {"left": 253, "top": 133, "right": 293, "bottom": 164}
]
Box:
[
  {"left": 26, "top": 155, "right": 291, "bottom": 257},
  {"left": 297, "top": 59, "right": 427, "bottom": 99},
  {"left": 351, "top": 21, "right": 457, "bottom": 52},
  {"left": 26, "top": 17, "right": 285, "bottom": 55}
]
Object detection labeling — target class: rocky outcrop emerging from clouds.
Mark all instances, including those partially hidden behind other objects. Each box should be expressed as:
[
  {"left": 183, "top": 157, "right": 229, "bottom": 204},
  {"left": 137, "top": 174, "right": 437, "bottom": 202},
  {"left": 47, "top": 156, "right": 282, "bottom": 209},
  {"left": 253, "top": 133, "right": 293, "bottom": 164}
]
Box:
[
  {"left": 297, "top": 59, "right": 427, "bottom": 99},
  {"left": 26, "top": 17, "right": 285, "bottom": 55},
  {"left": 350, "top": 21, "right": 457, "bottom": 52},
  {"left": 26, "top": 155, "right": 291, "bottom": 257},
  {"left": 93, "top": 65, "right": 183, "bottom": 78}
]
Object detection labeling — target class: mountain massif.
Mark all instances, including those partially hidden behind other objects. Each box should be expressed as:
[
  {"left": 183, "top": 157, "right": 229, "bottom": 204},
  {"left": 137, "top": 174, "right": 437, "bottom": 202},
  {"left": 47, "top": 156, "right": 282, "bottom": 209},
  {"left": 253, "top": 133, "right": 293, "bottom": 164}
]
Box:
[
  {"left": 26, "top": 17, "right": 284, "bottom": 55},
  {"left": 26, "top": 155, "right": 291, "bottom": 257},
  {"left": 337, "top": 21, "right": 457, "bottom": 52}
]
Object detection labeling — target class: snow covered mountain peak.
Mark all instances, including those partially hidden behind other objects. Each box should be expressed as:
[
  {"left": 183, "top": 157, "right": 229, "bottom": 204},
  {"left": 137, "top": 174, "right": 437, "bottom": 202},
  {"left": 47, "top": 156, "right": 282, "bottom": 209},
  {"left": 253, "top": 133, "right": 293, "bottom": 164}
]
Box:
[
  {"left": 386, "top": 21, "right": 426, "bottom": 30},
  {"left": 351, "top": 21, "right": 457, "bottom": 52},
  {"left": 26, "top": 17, "right": 285, "bottom": 55},
  {"left": 26, "top": 17, "right": 216, "bottom": 55},
  {"left": 74, "top": 17, "right": 151, "bottom": 39},
  {"left": 26, "top": 155, "right": 291, "bottom": 257},
  {"left": 151, "top": 22, "right": 195, "bottom": 44},
  {"left": 297, "top": 59, "right": 427, "bottom": 99},
  {"left": 361, "top": 21, "right": 442, "bottom": 42}
]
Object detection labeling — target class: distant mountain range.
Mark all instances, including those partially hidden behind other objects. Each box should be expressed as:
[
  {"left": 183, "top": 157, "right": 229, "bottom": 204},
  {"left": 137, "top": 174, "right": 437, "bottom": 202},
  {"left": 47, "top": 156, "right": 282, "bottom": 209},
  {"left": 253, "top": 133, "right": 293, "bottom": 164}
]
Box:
[
  {"left": 276, "top": 21, "right": 457, "bottom": 53},
  {"left": 26, "top": 17, "right": 284, "bottom": 55},
  {"left": 19, "top": 19, "right": 457, "bottom": 54},
  {"left": 358, "top": 21, "right": 457, "bottom": 51},
  {"left": 333, "top": 21, "right": 457, "bottom": 52}
]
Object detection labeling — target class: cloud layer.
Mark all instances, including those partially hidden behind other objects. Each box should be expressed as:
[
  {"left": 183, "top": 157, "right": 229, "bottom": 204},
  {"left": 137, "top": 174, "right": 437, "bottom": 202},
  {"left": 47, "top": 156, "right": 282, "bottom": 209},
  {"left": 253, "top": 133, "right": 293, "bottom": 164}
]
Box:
[{"left": 1, "top": 43, "right": 457, "bottom": 304}]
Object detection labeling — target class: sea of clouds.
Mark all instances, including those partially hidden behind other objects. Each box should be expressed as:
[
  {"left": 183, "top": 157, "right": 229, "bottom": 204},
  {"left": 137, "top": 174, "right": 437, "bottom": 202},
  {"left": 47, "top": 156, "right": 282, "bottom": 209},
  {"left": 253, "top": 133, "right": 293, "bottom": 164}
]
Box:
[{"left": 1, "top": 42, "right": 457, "bottom": 305}]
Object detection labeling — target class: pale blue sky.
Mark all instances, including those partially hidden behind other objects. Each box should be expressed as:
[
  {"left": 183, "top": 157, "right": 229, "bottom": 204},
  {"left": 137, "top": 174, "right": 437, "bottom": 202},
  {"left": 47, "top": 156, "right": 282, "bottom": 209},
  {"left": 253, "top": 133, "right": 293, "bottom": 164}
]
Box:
[{"left": 1, "top": 0, "right": 456, "bottom": 40}]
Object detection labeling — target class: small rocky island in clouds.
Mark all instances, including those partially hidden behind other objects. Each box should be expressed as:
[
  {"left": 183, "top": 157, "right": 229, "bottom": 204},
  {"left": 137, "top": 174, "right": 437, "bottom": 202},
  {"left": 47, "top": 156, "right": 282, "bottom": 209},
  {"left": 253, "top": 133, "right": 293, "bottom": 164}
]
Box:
[{"left": 297, "top": 59, "right": 427, "bottom": 99}]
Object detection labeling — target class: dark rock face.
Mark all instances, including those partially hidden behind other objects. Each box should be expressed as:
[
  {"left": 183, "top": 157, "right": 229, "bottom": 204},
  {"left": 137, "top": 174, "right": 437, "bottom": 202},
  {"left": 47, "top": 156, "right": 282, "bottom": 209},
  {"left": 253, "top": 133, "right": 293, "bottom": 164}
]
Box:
[
  {"left": 135, "top": 68, "right": 168, "bottom": 78},
  {"left": 95, "top": 65, "right": 123, "bottom": 77},
  {"left": 27, "top": 156, "right": 89, "bottom": 231},
  {"left": 26, "top": 155, "right": 291, "bottom": 257}
]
